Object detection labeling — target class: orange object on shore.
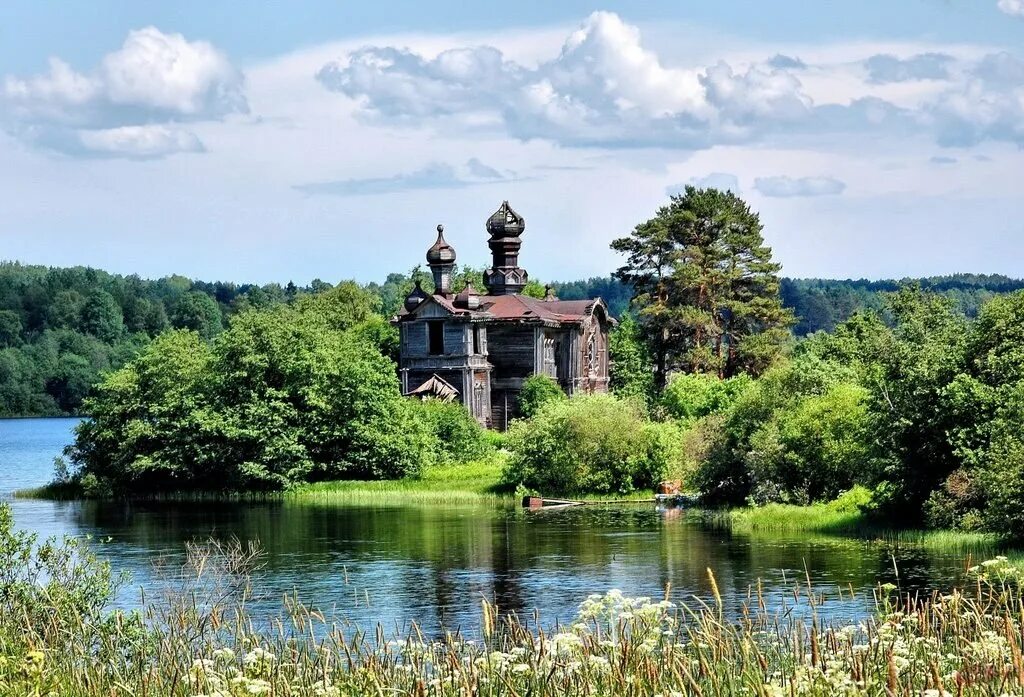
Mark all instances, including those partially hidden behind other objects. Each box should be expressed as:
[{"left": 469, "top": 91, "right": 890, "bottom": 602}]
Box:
[{"left": 658, "top": 480, "right": 682, "bottom": 495}]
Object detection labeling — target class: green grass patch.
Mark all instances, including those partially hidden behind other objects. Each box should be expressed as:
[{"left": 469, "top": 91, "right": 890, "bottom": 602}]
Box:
[
  {"left": 694, "top": 500, "right": 1006, "bottom": 552},
  {"left": 287, "top": 458, "right": 514, "bottom": 506}
]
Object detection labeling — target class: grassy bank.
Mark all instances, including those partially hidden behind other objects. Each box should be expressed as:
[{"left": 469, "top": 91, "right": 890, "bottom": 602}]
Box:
[
  {"left": 19, "top": 456, "right": 660, "bottom": 506},
  {"left": 5, "top": 498, "right": 1024, "bottom": 696},
  {"left": 289, "top": 458, "right": 513, "bottom": 505},
  {"left": 694, "top": 500, "right": 1006, "bottom": 550}
]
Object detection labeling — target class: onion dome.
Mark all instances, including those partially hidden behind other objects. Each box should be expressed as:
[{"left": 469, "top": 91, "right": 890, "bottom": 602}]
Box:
[
  {"left": 543, "top": 284, "right": 558, "bottom": 302},
  {"left": 486, "top": 201, "right": 525, "bottom": 238},
  {"left": 403, "top": 280, "right": 429, "bottom": 313},
  {"left": 426, "top": 224, "right": 456, "bottom": 264}
]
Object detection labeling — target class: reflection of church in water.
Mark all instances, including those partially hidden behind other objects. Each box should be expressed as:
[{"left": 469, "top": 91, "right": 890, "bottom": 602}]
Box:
[{"left": 395, "top": 201, "right": 613, "bottom": 429}]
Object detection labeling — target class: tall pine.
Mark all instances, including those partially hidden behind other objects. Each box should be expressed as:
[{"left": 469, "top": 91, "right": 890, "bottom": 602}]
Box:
[{"left": 612, "top": 186, "right": 792, "bottom": 388}]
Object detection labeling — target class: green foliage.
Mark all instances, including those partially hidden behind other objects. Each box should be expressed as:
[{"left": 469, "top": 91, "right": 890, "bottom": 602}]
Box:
[
  {"left": 691, "top": 355, "right": 870, "bottom": 505},
  {"left": 612, "top": 186, "right": 794, "bottom": 386},
  {"left": 411, "top": 398, "right": 492, "bottom": 465},
  {"left": 516, "top": 374, "right": 566, "bottom": 418},
  {"left": 170, "top": 291, "right": 224, "bottom": 338},
  {"left": 521, "top": 280, "right": 547, "bottom": 299},
  {"left": 608, "top": 316, "right": 654, "bottom": 403},
  {"left": 69, "top": 299, "right": 435, "bottom": 493},
  {"left": 504, "top": 394, "right": 685, "bottom": 495},
  {"left": 661, "top": 372, "right": 751, "bottom": 422}
]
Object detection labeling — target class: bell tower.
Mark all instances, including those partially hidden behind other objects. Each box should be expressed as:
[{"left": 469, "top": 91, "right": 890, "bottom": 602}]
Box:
[{"left": 483, "top": 201, "right": 528, "bottom": 296}]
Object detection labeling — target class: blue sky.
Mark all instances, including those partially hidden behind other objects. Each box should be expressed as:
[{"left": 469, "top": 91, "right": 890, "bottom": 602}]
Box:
[{"left": 1, "top": 0, "right": 1023, "bottom": 284}]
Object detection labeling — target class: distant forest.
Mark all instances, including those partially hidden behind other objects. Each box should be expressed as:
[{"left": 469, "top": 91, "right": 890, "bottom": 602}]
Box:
[{"left": 1, "top": 261, "right": 1022, "bottom": 417}]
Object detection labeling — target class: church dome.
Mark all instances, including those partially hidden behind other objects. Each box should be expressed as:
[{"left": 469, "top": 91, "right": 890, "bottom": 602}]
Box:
[
  {"left": 403, "top": 280, "right": 429, "bottom": 313},
  {"left": 426, "top": 224, "right": 456, "bottom": 264},
  {"left": 486, "top": 201, "right": 525, "bottom": 238}
]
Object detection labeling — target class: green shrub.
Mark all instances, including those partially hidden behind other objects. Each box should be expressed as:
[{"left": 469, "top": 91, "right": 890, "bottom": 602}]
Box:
[
  {"left": 516, "top": 374, "right": 566, "bottom": 419},
  {"left": 504, "top": 394, "right": 684, "bottom": 495},
  {"left": 411, "top": 397, "right": 492, "bottom": 465},
  {"left": 661, "top": 372, "right": 751, "bottom": 422},
  {"left": 691, "top": 355, "right": 869, "bottom": 505}
]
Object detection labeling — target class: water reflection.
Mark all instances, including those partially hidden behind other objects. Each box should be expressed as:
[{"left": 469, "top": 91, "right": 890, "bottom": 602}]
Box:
[{"left": 0, "top": 419, "right": 989, "bottom": 634}]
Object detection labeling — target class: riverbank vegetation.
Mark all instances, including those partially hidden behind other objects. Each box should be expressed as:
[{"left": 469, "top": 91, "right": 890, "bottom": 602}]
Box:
[{"left": 4, "top": 502, "right": 1024, "bottom": 697}]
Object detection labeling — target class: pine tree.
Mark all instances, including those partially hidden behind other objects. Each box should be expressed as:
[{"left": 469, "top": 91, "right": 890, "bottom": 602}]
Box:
[{"left": 612, "top": 187, "right": 793, "bottom": 387}]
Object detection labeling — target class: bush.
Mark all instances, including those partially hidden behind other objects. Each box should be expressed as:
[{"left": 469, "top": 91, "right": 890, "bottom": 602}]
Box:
[
  {"left": 412, "top": 397, "right": 492, "bottom": 465},
  {"left": 504, "top": 394, "right": 684, "bottom": 495},
  {"left": 690, "top": 355, "right": 869, "bottom": 505},
  {"left": 517, "top": 374, "right": 566, "bottom": 419},
  {"left": 661, "top": 372, "right": 751, "bottom": 422}
]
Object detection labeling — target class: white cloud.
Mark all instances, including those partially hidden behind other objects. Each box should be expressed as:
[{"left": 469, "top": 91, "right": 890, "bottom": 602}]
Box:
[
  {"left": 925, "top": 52, "right": 1024, "bottom": 146},
  {"left": 319, "top": 11, "right": 825, "bottom": 148},
  {"left": 754, "top": 175, "right": 846, "bottom": 197},
  {"left": 998, "top": 0, "right": 1024, "bottom": 17},
  {"left": 316, "top": 12, "right": 1024, "bottom": 152},
  {"left": 76, "top": 126, "right": 205, "bottom": 159},
  {"left": 1, "top": 27, "right": 246, "bottom": 158}
]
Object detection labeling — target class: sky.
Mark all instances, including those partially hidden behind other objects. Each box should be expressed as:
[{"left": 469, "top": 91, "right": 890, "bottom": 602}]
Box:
[{"left": 1, "top": 0, "right": 1023, "bottom": 285}]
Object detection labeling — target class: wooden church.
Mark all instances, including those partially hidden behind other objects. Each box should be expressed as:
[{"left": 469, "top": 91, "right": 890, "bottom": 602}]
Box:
[{"left": 396, "top": 201, "right": 614, "bottom": 429}]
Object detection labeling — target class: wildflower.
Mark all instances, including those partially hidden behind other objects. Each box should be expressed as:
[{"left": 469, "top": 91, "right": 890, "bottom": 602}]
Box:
[{"left": 212, "top": 647, "right": 235, "bottom": 663}]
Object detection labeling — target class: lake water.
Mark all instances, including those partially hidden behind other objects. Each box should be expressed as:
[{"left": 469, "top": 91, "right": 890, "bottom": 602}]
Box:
[{"left": 0, "top": 417, "right": 993, "bottom": 634}]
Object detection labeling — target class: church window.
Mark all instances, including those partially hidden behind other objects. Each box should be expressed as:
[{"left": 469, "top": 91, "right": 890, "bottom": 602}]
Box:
[{"left": 428, "top": 321, "right": 445, "bottom": 355}]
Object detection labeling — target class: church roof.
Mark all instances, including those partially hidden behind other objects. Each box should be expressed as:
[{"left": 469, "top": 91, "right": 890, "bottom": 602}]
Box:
[
  {"left": 478, "top": 294, "right": 604, "bottom": 323},
  {"left": 395, "top": 291, "right": 608, "bottom": 325}
]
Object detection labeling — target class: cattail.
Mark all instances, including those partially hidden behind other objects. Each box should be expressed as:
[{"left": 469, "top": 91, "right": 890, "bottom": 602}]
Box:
[{"left": 707, "top": 568, "right": 722, "bottom": 606}]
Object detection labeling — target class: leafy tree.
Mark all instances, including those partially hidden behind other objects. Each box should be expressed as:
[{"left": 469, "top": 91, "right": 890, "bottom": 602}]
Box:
[
  {"left": 80, "top": 291, "right": 123, "bottom": 343},
  {"left": 411, "top": 398, "right": 491, "bottom": 464},
  {"left": 170, "top": 292, "right": 223, "bottom": 339},
  {"left": 691, "top": 354, "right": 866, "bottom": 504},
  {"left": 521, "top": 280, "right": 546, "bottom": 299},
  {"left": 612, "top": 187, "right": 793, "bottom": 387},
  {"left": 0, "top": 310, "right": 21, "bottom": 347},
  {"left": 517, "top": 374, "right": 566, "bottom": 418},
  {"left": 69, "top": 299, "right": 436, "bottom": 493},
  {"left": 608, "top": 317, "right": 654, "bottom": 403}
]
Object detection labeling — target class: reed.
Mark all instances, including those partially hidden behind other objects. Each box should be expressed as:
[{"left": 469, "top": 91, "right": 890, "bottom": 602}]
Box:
[{"left": 4, "top": 501, "right": 1024, "bottom": 696}]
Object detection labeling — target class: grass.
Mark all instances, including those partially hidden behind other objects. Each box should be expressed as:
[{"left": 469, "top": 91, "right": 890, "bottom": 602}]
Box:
[
  {"left": 694, "top": 500, "right": 1006, "bottom": 551},
  {"left": 6, "top": 497, "right": 1024, "bottom": 696},
  {"left": 287, "top": 458, "right": 514, "bottom": 506}
]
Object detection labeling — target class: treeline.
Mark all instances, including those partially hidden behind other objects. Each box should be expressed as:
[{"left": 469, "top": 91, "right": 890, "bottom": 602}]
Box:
[
  {"left": 0, "top": 263, "right": 332, "bottom": 416},
  {"left": 2, "top": 257, "right": 1023, "bottom": 418},
  {"left": 554, "top": 273, "right": 1024, "bottom": 335}
]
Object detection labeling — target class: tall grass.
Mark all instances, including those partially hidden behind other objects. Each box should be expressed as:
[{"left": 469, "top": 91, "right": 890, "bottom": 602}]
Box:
[{"left": 5, "top": 501, "right": 1024, "bottom": 696}]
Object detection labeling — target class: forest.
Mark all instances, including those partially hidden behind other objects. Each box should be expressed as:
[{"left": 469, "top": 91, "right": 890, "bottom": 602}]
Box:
[{"left": 2, "top": 260, "right": 1021, "bottom": 418}]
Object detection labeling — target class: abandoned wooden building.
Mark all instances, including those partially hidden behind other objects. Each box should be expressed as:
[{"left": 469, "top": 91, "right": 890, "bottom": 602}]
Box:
[{"left": 396, "top": 201, "right": 614, "bottom": 429}]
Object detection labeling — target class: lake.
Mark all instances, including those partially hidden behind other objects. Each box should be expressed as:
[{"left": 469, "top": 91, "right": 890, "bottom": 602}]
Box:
[{"left": 0, "top": 417, "right": 992, "bottom": 634}]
